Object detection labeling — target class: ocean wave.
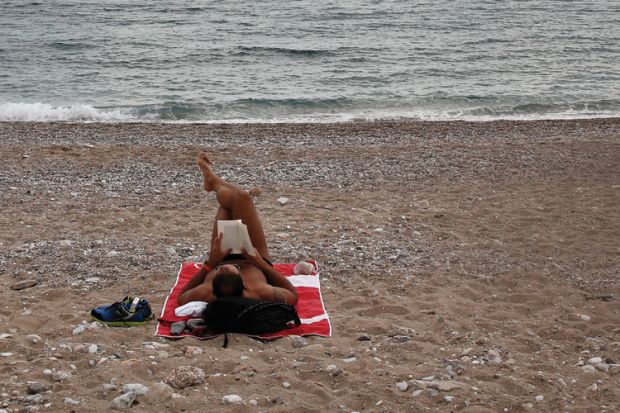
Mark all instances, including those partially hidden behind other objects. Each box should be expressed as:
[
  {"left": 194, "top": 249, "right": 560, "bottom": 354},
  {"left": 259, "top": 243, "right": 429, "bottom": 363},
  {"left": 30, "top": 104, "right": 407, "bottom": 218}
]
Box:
[
  {"left": 1, "top": 99, "right": 618, "bottom": 124},
  {"left": 0, "top": 103, "right": 136, "bottom": 122}
]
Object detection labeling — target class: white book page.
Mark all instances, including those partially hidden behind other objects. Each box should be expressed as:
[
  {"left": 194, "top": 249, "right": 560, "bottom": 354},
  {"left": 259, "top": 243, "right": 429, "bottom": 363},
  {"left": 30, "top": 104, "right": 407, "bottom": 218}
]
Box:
[
  {"left": 217, "top": 219, "right": 242, "bottom": 254},
  {"left": 238, "top": 223, "right": 256, "bottom": 256},
  {"left": 217, "top": 220, "right": 255, "bottom": 255}
]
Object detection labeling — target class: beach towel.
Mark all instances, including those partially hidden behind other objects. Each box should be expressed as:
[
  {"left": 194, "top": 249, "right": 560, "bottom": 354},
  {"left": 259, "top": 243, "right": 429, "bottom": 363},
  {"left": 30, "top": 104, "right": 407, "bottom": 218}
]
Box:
[{"left": 155, "top": 260, "right": 331, "bottom": 340}]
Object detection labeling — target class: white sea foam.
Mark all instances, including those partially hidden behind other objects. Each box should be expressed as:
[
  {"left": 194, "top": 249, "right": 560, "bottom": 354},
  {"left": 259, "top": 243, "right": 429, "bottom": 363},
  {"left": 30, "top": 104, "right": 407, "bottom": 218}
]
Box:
[{"left": 0, "top": 103, "right": 135, "bottom": 122}]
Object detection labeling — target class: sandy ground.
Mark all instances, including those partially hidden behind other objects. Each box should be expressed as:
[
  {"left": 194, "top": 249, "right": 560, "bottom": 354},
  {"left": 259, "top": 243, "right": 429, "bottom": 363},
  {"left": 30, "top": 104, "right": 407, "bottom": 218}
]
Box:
[{"left": 0, "top": 119, "right": 619, "bottom": 412}]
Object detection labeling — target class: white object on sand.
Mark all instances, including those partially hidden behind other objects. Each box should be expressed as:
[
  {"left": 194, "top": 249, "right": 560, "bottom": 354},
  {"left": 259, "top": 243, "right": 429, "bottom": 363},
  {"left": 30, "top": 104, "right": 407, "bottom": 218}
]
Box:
[
  {"left": 174, "top": 301, "right": 208, "bottom": 317},
  {"left": 294, "top": 261, "right": 315, "bottom": 275}
]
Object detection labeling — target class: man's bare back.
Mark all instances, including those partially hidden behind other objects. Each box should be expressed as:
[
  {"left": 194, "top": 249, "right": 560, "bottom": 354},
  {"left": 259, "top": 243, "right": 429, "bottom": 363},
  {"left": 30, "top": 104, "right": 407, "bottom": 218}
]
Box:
[{"left": 177, "top": 152, "right": 298, "bottom": 306}]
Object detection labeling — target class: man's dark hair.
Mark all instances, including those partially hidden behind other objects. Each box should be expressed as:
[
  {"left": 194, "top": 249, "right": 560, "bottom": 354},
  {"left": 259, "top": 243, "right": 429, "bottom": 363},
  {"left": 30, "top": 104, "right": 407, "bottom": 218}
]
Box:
[{"left": 213, "top": 273, "right": 244, "bottom": 297}]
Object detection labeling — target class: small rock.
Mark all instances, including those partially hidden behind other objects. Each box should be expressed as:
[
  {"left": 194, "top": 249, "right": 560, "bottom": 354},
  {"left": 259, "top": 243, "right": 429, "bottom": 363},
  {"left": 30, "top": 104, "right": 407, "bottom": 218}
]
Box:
[
  {"left": 106, "top": 250, "right": 119, "bottom": 257},
  {"left": 282, "top": 381, "right": 291, "bottom": 389},
  {"left": 0, "top": 333, "right": 13, "bottom": 339},
  {"left": 145, "top": 382, "right": 174, "bottom": 403},
  {"left": 588, "top": 383, "right": 598, "bottom": 391},
  {"left": 164, "top": 366, "right": 206, "bottom": 389},
  {"left": 101, "top": 383, "right": 117, "bottom": 395},
  {"left": 326, "top": 364, "right": 343, "bottom": 377},
  {"left": 24, "top": 334, "right": 41, "bottom": 344},
  {"left": 581, "top": 365, "right": 596, "bottom": 374},
  {"left": 85, "top": 277, "right": 101, "bottom": 283},
  {"left": 72, "top": 326, "right": 85, "bottom": 336},
  {"left": 122, "top": 383, "right": 149, "bottom": 396},
  {"left": 88, "top": 344, "right": 98, "bottom": 353},
  {"left": 27, "top": 382, "right": 49, "bottom": 395},
  {"left": 535, "top": 395, "right": 544, "bottom": 402},
  {"left": 427, "top": 380, "right": 464, "bottom": 392},
  {"left": 390, "top": 335, "right": 410, "bottom": 343},
  {"left": 0, "top": 352, "right": 13, "bottom": 357},
  {"left": 10, "top": 280, "right": 38, "bottom": 291},
  {"left": 52, "top": 371, "right": 71, "bottom": 382},
  {"left": 63, "top": 397, "right": 80, "bottom": 406},
  {"left": 396, "top": 381, "right": 408, "bottom": 392},
  {"left": 249, "top": 399, "right": 258, "bottom": 406},
  {"left": 595, "top": 363, "right": 609, "bottom": 372},
  {"left": 110, "top": 392, "right": 135, "bottom": 410},
  {"left": 23, "top": 394, "right": 43, "bottom": 404},
  {"left": 293, "top": 261, "right": 315, "bottom": 275},
  {"left": 342, "top": 357, "right": 357, "bottom": 363},
  {"left": 580, "top": 314, "right": 591, "bottom": 321},
  {"left": 357, "top": 334, "right": 371, "bottom": 341},
  {"left": 412, "top": 389, "right": 423, "bottom": 397},
  {"left": 221, "top": 394, "right": 242, "bottom": 405},
  {"left": 291, "top": 336, "right": 308, "bottom": 348},
  {"left": 184, "top": 346, "right": 203, "bottom": 357},
  {"left": 165, "top": 247, "right": 177, "bottom": 256},
  {"left": 88, "top": 359, "right": 96, "bottom": 367},
  {"left": 276, "top": 196, "right": 289, "bottom": 206},
  {"left": 588, "top": 356, "right": 603, "bottom": 365},
  {"left": 444, "top": 395, "right": 455, "bottom": 402},
  {"left": 374, "top": 227, "right": 385, "bottom": 233}
]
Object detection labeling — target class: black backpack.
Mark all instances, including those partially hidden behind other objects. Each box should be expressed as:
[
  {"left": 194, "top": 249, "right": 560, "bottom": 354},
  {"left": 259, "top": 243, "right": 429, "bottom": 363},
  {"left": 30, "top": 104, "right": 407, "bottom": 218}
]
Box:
[{"left": 203, "top": 296, "right": 301, "bottom": 347}]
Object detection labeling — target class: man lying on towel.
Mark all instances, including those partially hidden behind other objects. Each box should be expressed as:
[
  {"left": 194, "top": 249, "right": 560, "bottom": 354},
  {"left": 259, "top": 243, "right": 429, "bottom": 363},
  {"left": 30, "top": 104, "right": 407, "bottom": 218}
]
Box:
[{"left": 177, "top": 152, "right": 298, "bottom": 307}]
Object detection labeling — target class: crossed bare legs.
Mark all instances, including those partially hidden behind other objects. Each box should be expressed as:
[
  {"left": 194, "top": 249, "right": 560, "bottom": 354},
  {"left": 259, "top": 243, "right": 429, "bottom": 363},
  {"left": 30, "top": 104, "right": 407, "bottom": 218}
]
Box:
[{"left": 196, "top": 152, "right": 271, "bottom": 260}]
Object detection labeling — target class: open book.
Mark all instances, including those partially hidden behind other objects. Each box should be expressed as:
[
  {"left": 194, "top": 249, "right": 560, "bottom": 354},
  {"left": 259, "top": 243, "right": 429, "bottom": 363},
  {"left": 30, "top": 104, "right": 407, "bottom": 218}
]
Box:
[{"left": 217, "top": 219, "right": 255, "bottom": 255}]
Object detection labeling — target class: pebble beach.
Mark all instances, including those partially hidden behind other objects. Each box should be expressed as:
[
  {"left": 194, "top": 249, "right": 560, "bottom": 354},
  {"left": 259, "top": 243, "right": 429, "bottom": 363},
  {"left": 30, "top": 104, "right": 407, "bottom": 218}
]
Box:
[{"left": 1, "top": 119, "right": 619, "bottom": 412}]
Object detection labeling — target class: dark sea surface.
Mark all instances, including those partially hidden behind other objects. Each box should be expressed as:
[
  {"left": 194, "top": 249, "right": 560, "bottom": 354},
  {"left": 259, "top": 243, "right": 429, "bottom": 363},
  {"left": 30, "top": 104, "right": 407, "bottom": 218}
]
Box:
[{"left": 1, "top": 0, "right": 619, "bottom": 122}]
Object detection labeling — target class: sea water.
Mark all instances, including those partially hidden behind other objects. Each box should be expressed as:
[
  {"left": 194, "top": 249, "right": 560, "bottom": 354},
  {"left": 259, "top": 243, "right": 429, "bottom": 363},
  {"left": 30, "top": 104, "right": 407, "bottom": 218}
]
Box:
[{"left": 1, "top": 0, "right": 619, "bottom": 122}]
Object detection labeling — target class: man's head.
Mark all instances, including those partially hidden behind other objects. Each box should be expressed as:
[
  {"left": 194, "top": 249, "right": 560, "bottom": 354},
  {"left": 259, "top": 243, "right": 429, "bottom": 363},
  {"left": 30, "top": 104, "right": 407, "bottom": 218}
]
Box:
[{"left": 212, "top": 264, "right": 244, "bottom": 297}]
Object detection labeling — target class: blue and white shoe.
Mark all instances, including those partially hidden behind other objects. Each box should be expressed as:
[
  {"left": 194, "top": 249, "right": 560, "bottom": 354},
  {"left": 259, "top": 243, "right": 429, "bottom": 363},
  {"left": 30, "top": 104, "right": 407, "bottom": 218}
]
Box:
[{"left": 90, "top": 296, "right": 153, "bottom": 326}]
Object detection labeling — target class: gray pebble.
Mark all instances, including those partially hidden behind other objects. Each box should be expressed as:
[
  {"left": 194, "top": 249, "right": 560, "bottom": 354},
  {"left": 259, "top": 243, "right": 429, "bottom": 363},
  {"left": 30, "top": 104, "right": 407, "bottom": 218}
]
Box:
[
  {"left": 23, "top": 394, "right": 43, "bottom": 404},
  {"left": 110, "top": 392, "right": 135, "bottom": 410},
  {"left": 595, "top": 363, "right": 609, "bottom": 372},
  {"left": 291, "top": 336, "right": 308, "bottom": 348},
  {"left": 581, "top": 365, "right": 596, "bottom": 374},
  {"left": 396, "top": 381, "right": 408, "bottom": 392},
  {"left": 24, "top": 334, "right": 41, "bottom": 344},
  {"left": 52, "top": 371, "right": 72, "bottom": 382},
  {"left": 221, "top": 394, "right": 242, "bottom": 405},
  {"left": 63, "top": 397, "right": 80, "bottom": 406},
  {"left": 122, "top": 383, "right": 149, "bottom": 396},
  {"left": 326, "top": 364, "right": 343, "bottom": 377},
  {"left": 10, "top": 280, "right": 38, "bottom": 290},
  {"left": 357, "top": 334, "right": 371, "bottom": 341},
  {"left": 27, "top": 382, "right": 48, "bottom": 395}
]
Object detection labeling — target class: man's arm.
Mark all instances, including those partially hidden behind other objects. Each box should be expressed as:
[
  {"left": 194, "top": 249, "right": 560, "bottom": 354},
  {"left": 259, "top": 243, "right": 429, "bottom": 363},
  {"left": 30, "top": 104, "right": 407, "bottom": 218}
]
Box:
[
  {"left": 242, "top": 248, "right": 298, "bottom": 305},
  {"left": 177, "top": 265, "right": 213, "bottom": 305},
  {"left": 177, "top": 233, "right": 231, "bottom": 305},
  {"left": 178, "top": 282, "right": 217, "bottom": 305},
  {"left": 261, "top": 265, "right": 299, "bottom": 305}
]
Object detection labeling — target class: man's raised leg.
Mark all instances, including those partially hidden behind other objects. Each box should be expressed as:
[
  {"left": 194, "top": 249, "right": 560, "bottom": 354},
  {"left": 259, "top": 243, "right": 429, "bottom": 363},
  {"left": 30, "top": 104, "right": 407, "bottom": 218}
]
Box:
[{"left": 198, "top": 152, "right": 271, "bottom": 259}]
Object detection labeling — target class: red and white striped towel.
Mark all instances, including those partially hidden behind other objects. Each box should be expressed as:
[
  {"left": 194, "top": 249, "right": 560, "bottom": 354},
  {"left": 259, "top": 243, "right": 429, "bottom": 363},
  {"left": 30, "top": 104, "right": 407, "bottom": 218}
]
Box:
[{"left": 155, "top": 260, "right": 331, "bottom": 339}]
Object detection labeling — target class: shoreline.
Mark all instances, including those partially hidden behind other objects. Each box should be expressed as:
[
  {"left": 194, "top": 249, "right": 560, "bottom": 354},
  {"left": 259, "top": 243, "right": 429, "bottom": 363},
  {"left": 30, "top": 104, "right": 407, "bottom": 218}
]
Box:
[{"left": 0, "top": 119, "right": 618, "bottom": 412}]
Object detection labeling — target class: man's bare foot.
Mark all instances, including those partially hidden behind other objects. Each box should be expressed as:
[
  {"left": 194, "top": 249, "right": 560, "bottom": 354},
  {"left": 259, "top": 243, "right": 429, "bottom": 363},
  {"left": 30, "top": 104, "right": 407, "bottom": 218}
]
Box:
[{"left": 196, "top": 152, "right": 219, "bottom": 192}]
